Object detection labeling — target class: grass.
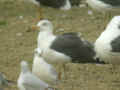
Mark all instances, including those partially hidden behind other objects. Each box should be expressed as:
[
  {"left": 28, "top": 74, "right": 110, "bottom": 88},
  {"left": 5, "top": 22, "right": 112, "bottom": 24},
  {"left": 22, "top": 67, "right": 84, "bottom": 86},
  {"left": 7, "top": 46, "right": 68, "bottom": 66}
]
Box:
[
  {"left": 0, "top": 0, "right": 120, "bottom": 90},
  {"left": 0, "top": 21, "right": 7, "bottom": 26}
]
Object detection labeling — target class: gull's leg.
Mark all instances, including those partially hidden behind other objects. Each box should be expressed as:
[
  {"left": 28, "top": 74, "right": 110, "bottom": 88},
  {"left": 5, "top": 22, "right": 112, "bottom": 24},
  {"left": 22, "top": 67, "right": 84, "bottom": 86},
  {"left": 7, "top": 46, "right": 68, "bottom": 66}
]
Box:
[{"left": 58, "top": 63, "right": 67, "bottom": 80}]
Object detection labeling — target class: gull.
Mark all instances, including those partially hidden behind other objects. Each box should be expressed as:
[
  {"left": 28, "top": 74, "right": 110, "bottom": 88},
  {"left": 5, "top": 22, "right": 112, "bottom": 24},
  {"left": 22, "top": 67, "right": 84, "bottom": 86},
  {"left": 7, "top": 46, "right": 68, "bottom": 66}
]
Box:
[
  {"left": 86, "top": 0, "right": 120, "bottom": 12},
  {"left": 17, "top": 60, "right": 53, "bottom": 90},
  {"left": 32, "top": 48, "right": 59, "bottom": 85},
  {"left": 28, "top": 0, "right": 71, "bottom": 10},
  {"left": 36, "top": 19, "right": 101, "bottom": 64},
  {"left": 34, "top": 19, "right": 104, "bottom": 79}
]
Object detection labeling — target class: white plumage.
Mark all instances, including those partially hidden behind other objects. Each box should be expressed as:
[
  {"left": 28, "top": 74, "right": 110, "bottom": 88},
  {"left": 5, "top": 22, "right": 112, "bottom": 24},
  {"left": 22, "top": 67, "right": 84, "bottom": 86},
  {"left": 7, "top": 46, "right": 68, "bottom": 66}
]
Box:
[
  {"left": 94, "top": 16, "right": 120, "bottom": 64},
  {"left": 17, "top": 61, "right": 53, "bottom": 90},
  {"left": 32, "top": 48, "right": 59, "bottom": 85}
]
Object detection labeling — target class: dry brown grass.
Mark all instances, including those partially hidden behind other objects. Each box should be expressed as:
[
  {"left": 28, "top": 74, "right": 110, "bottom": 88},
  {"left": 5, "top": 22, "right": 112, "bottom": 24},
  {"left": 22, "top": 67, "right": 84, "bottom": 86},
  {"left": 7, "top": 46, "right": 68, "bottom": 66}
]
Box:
[{"left": 1, "top": 0, "right": 120, "bottom": 90}]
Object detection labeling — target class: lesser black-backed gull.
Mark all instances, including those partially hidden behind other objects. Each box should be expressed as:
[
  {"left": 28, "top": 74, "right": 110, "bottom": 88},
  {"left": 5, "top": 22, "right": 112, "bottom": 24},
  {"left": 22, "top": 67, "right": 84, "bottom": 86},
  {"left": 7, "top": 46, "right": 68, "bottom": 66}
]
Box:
[
  {"left": 29, "top": 0, "right": 71, "bottom": 10},
  {"left": 95, "top": 16, "right": 120, "bottom": 64},
  {"left": 36, "top": 19, "right": 103, "bottom": 64},
  {"left": 86, "top": 0, "right": 120, "bottom": 12}
]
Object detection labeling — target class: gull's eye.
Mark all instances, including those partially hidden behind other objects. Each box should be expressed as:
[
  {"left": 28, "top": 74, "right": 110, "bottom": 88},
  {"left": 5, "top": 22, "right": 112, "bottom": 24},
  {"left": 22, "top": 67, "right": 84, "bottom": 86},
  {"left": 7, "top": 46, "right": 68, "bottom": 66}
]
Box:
[{"left": 42, "top": 22, "right": 48, "bottom": 26}]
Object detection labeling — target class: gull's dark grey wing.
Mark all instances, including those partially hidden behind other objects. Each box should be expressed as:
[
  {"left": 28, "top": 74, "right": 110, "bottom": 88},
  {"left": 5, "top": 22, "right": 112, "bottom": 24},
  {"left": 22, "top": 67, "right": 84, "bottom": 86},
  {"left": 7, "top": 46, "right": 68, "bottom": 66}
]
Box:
[
  {"left": 99, "top": 0, "right": 120, "bottom": 6},
  {"left": 111, "top": 36, "right": 120, "bottom": 52},
  {"left": 36, "top": 0, "right": 66, "bottom": 8},
  {"left": 50, "top": 33, "right": 96, "bottom": 63}
]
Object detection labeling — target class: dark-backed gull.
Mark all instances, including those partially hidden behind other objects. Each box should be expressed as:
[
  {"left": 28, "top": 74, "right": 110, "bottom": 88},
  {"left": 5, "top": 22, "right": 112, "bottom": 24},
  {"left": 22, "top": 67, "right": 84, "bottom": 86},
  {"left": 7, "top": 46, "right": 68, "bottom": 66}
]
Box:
[
  {"left": 95, "top": 16, "right": 120, "bottom": 64},
  {"left": 86, "top": 0, "right": 120, "bottom": 12},
  {"left": 17, "top": 61, "right": 53, "bottom": 90},
  {"left": 29, "top": 0, "right": 71, "bottom": 10},
  {"left": 32, "top": 48, "right": 59, "bottom": 85},
  {"left": 36, "top": 19, "right": 103, "bottom": 64}
]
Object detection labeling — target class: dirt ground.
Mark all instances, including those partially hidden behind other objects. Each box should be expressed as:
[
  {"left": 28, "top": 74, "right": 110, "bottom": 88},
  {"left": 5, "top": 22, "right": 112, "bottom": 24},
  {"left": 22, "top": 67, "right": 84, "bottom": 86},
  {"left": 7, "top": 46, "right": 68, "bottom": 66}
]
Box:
[{"left": 1, "top": 0, "right": 120, "bottom": 90}]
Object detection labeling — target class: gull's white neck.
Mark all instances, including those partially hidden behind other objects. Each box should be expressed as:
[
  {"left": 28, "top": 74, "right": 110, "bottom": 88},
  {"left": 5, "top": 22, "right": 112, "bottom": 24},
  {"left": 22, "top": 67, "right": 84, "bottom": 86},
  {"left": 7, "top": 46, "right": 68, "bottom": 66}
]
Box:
[
  {"left": 33, "top": 54, "right": 45, "bottom": 64},
  {"left": 38, "top": 29, "right": 54, "bottom": 42},
  {"left": 40, "top": 29, "right": 53, "bottom": 35},
  {"left": 96, "top": 23, "right": 120, "bottom": 44},
  {"left": 37, "top": 29, "right": 55, "bottom": 49}
]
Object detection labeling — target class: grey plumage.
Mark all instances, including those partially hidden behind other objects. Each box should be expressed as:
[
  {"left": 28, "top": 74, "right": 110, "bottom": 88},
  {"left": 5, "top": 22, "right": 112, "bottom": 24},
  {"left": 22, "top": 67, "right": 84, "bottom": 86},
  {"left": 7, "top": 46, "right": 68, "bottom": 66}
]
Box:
[
  {"left": 50, "top": 33, "right": 96, "bottom": 63},
  {"left": 111, "top": 36, "right": 120, "bottom": 52},
  {"left": 69, "top": 0, "right": 81, "bottom": 6},
  {"left": 37, "top": 19, "right": 104, "bottom": 64},
  {"left": 18, "top": 61, "right": 53, "bottom": 90},
  {"left": 36, "top": 0, "right": 66, "bottom": 8},
  {"left": 86, "top": 0, "right": 120, "bottom": 12},
  {"left": 98, "top": 0, "right": 120, "bottom": 6}
]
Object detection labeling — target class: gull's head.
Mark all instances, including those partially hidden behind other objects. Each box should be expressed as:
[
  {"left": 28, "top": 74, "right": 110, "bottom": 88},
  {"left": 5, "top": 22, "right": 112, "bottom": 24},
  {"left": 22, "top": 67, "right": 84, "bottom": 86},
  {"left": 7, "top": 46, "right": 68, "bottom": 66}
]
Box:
[
  {"left": 37, "top": 20, "right": 53, "bottom": 32},
  {"left": 20, "top": 60, "right": 29, "bottom": 73},
  {"left": 106, "top": 16, "right": 120, "bottom": 32}
]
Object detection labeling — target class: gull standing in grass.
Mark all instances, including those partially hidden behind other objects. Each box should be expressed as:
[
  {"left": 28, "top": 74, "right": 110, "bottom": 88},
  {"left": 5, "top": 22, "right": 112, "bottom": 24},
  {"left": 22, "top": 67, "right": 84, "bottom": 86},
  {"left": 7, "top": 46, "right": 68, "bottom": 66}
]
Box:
[
  {"left": 28, "top": 0, "right": 71, "bottom": 10},
  {"left": 36, "top": 19, "right": 101, "bottom": 64},
  {"left": 25, "top": 0, "right": 71, "bottom": 22},
  {"left": 86, "top": 0, "right": 120, "bottom": 12},
  {"left": 32, "top": 48, "right": 59, "bottom": 85},
  {"left": 86, "top": 0, "right": 120, "bottom": 23},
  {"left": 34, "top": 19, "right": 104, "bottom": 79},
  {"left": 17, "top": 61, "right": 53, "bottom": 90},
  {"left": 95, "top": 16, "right": 120, "bottom": 64}
]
